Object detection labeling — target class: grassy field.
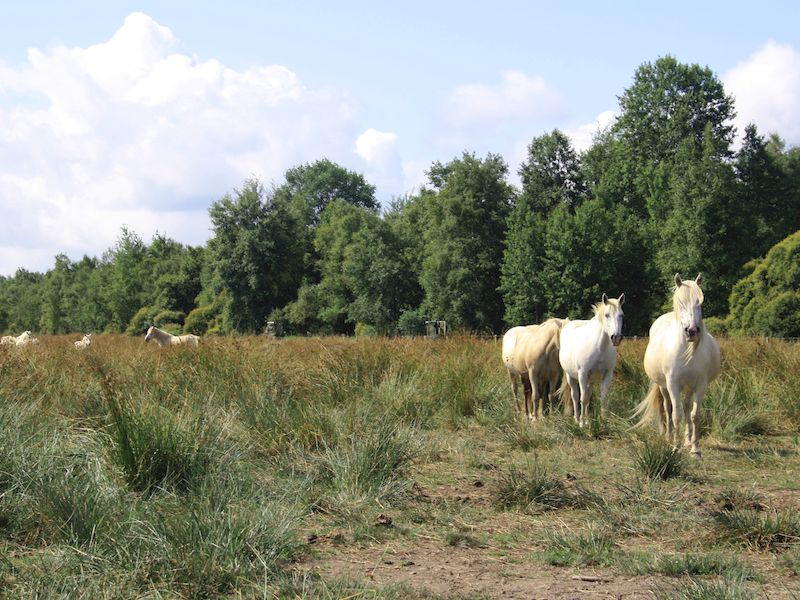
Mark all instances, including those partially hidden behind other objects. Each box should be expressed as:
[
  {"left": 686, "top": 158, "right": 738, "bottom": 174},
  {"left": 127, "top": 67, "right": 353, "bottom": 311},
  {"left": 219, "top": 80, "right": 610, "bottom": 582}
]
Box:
[{"left": 0, "top": 333, "right": 799, "bottom": 599}]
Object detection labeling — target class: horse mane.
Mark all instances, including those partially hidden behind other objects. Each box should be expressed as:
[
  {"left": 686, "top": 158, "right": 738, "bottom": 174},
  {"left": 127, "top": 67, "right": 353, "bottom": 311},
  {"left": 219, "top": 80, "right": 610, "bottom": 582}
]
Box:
[
  {"left": 672, "top": 280, "right": 704, "bottom": 314},
  {"left": 673, "top": 278, "right": 705, "bottom": 363},
  {"left": 592, "top": 302, "right": 605, "bottom": 324}
]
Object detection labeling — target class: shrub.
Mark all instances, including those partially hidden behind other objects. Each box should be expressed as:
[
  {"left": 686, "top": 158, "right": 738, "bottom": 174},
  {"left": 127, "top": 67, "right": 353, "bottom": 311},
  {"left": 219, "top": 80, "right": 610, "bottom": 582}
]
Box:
[
  {"left": 184, "top": 303, "right": 220, "bottom": 335},
  {"left": 125, "top": 305, "right": 159, "bottom": 336},
  {"left": 153, "top": 309, "right": 186, "bottom": 327}
]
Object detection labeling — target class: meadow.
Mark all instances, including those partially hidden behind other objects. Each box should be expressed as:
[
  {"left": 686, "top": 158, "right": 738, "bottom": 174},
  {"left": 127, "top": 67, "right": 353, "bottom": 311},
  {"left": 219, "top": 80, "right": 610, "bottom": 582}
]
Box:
[{"left": 0, "top": 334, "right": 799, "bottom": 599}]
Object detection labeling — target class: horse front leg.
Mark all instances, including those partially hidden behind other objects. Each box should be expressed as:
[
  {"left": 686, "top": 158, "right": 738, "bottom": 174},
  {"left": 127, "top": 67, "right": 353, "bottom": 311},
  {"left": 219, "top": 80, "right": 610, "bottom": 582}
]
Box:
[
  {"left": 686, "top": 385, "right": 706, "bottom": 457},
  {"left": 665, "top": 380, "right": 683, "bottom": 449},
  {"left": 578, "top": 372, "right": 592, "bottom": 428},
  {"left": 599, "top": 370, "right": 613, "bottom": 418},
  {"left": 567, "top": 375, "right": 580, "bottom": 425}
]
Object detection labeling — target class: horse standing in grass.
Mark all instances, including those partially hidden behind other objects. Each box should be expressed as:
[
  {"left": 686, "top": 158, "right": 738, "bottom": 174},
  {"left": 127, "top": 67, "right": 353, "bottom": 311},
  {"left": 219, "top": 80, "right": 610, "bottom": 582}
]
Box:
[
  {"left": 4, "top": 331, "right": 38, "bottom": 347},
  {"left": 74, "top": 333, "right": 92, "bottom": 349},
  {"left": 559, "top": 294, "right": 625, "bottom": 427},
  {"left": 502, "top": 318, "right": 569, "bottom": 422},
  {"left": 635, "top": 274, "right": 720, "bottom": 457},
  {"left": 144, "top": 326, "right": 200, "bottom": 347}
]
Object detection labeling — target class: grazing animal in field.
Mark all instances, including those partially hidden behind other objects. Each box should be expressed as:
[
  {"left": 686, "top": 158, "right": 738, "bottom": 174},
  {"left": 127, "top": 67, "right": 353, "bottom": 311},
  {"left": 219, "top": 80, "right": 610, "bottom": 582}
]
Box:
[
  {"left": 502, "top": 318, "right": 569, "bottom": 422},
  {"left": 559, "top": 294, "right": 625, "bottom": 427},
  {"left": 4, "top": 331, "right": 38, "bottom": 347},
  {"left": 74, "top": 333, "right": 93, "bottom": 349},
  {"left": 144, "top": 325, "right": 200, "bottom": 347},
  {"left": 634, "top": 274, "right": 720, "bottom": 457}
]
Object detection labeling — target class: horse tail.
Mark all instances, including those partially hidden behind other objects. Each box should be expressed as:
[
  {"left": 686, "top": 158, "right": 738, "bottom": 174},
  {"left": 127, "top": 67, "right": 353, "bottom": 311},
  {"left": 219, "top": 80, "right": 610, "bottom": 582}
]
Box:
[
  {"left": 632, "top": 383, "right": 663, "bottom": 429},
  {"left": 557, "top": 372, "right": 573, "bottom": 416}
]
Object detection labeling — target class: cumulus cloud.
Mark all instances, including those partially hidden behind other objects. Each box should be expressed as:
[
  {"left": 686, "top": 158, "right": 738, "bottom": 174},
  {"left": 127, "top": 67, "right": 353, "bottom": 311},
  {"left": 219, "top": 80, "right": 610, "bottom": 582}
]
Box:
[
  {"left": 723, "top": 41, "right": 800, "bottom": 145},
  {"left": 566, "top": 110, "right": 616, "bottom": 152},
  {"left": 443, "top": 70, "right": 564, "bottom": 126},
  {"left": 0, "top": 12, "right": 360, "bottom": 274}
]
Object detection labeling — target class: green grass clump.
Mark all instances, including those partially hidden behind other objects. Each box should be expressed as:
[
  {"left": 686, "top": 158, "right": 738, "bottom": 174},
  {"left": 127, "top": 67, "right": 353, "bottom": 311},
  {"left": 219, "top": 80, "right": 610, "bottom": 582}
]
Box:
[
  {"left": 712, "top": 508, "right": 800, "bottom": 551},
  {"left": 541, "top": 528, "right": 616, "bottom": 566},
  {"left": 631, "top": 433, "right": 686, "bottom": 480},
  {"left": 652, "top": 576, "right": 755, "bottom": 600},
  {"left": 493, "top": 458, "right": 595, "bottom": 513}
]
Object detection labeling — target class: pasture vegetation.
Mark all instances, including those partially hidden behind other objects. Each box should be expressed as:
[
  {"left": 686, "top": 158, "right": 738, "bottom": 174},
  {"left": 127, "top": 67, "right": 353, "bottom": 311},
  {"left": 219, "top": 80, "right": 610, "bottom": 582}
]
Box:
[{"left": 0, "top": 335, "right": 799, "bottom": 599}]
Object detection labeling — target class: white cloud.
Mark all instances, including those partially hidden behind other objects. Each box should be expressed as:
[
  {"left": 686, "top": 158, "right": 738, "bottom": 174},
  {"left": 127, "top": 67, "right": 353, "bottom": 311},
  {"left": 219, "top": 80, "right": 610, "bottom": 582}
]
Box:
[
  {"left": 724, "top": 41, "right": 800, "bottom": 145},
  {"left": 444, "top": 71, "right": 564, "bottom": 126},
  {"left": 0, "top": 12, "right": 360, "bottom": 274},
  {"left": 566, "top": 110, "right": 616, "bottom": 152},
  {"left": 355, "top": 128, "right": 398, "bottom": 165}
]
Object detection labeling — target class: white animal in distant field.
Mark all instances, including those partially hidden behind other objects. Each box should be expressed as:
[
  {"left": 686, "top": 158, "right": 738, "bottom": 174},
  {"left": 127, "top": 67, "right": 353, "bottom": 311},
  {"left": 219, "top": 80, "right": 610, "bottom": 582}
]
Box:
[
  {"left": 502, "top": 318, "right": 569, "bottom": 422},
  {"left": 559, "top": 294, "right": 625, "bottom": 427},
  {"left": 144, "top": 325, "right": 200, "bottom": 347},
  {"left": 634, "top": 274, "right": 721, "bottom": 457},
  {"left": 7, "top": 331, "right": 38, "bottom": 347},
  {"left": 74, "top": 333, "right": 93, "bottom": 349}
]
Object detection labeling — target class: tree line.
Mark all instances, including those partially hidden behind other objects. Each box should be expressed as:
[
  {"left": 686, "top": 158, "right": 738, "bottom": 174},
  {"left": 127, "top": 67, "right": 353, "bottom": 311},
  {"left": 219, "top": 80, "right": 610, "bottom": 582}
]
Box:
[{"left": 2, "top": 56, "right": 799, "bottom": 338}]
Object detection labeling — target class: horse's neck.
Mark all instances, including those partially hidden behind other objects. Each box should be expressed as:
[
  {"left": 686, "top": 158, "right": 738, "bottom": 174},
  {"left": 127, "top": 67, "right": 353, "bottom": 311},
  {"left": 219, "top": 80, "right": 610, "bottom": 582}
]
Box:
[{"left": 588, "top": 315, "right": 610, "bottom": 351}]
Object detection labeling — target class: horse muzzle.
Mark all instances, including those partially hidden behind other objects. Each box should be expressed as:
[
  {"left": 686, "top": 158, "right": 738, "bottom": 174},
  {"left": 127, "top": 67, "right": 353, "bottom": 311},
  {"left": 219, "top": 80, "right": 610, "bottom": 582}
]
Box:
[
  {"left": 684, "top": 327, "right": 699, "bottom": 341},
  {"left": 611, "top": 334, "right": 623, "bottom": 346}
]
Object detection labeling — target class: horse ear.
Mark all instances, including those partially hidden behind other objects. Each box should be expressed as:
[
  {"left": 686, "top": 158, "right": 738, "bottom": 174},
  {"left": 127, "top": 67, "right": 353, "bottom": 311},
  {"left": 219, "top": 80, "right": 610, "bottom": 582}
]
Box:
[
  {"left": 602, "top": 293, "right": 609, "bottom": 304},
  {"left": 695, "top": 273, "right": 703, "bottom": 285},
  {"left": 618, "top": 293, "right": 625, "bottom": 305},
  {"left": 674, "top": 273, "right": 682, "bottom": 287}
]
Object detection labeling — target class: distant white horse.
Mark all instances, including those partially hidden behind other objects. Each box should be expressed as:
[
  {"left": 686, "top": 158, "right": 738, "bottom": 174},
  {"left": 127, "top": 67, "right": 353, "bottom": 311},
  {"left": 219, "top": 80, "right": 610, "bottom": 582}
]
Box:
[
  {"left": 502, "top": 318, "right": 569, "bottom": 422},
  {"left": 145, "top": 325, "right": 200, "bottom": 347},
  {"left": 634, "top": 274, "right": 720, "bottom": 457},
  {"left": 4, "top": 331, "right": 38, "bottom": 347},
  {"left": 559, "top": 294, "right": 625, "bottom": 427},
  {"left": 74, "top": 333, "right": 93, "bottom": 349}
]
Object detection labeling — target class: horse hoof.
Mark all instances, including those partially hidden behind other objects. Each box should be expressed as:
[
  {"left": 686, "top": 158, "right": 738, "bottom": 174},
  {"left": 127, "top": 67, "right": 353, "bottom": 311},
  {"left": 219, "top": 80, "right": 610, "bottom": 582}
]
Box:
[{"left": 690, "top": 450, "right": 702, "bottom": 459}]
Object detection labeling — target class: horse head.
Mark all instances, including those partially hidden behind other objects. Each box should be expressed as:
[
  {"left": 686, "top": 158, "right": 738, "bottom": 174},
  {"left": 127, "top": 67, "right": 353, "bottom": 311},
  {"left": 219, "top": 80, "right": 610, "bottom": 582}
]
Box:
[
  {"left": 673, "top": 273, "right": 704, "bottom": 341},
  {"left": 144, "top": 325, "right": 154, "bottom": 342},
  {"left": 600, "top": 293, "right": 625, "bottom": 346}
]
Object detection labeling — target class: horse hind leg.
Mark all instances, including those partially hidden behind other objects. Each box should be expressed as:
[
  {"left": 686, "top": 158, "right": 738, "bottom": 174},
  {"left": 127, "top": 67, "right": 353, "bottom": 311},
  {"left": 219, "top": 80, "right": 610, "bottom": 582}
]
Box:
[
  {"left": 509, "top": 372, "right": 521, "bottom": 415},
  {"left": 522, "top": 377, "right": 534, "bottom": 422}
]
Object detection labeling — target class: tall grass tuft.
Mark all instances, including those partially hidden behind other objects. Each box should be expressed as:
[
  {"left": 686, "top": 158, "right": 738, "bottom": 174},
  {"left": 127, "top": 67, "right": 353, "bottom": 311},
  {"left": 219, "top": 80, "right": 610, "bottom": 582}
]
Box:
[
  {"left": 652, "top": 576, "right": 755, "bottom": 600},
  {"left": 493, "top": 457, "right": 596, "bottom": 513},
  {"left": 703, "top": 374, "right": 774, "bottom": 441},
  {"left": 541, "top": 527, "right": 616, "bottom": 566},
  {"left": 105, "top": 390, "right": 222, "bottom": 496},
  {"left": 312, "top": 421, "right": 416, "bottom": 522},
  {"left": 631, "top": 433, "right": 686, "bottom": 480},
  {"left": 712, "top": 508, "right": 800, "bottom": 551}
]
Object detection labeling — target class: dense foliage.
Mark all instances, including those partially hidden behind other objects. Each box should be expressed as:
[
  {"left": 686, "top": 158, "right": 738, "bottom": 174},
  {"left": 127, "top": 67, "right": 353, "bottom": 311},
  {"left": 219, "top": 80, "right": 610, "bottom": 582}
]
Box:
[{"left": 2, "top": 57, "right": 800, "bottom": 337}]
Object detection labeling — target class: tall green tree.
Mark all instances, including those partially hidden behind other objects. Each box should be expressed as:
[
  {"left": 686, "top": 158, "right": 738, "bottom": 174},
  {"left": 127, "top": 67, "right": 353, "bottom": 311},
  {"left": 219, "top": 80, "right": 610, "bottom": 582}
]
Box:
[
  {"left": 656, "top": 127, "right": 742, "bottom": 317},
  {"left": 105, "top": 227, "right": 149, "bottom": 332},
  {"left": 208, "top": 178, "right": 305, "bottom": 333},
  {"left": 541, "top": 200, "right": 653, "bottom": 333},
  {"left": 276, "top": 158, "right": 378, "bottom": 228},
  {"left": 502, "top": 130, "right": 585, "bottom": 325},
  {"left": 420, "top": 152, "right": 514, "bottom": 333},
  {"left": 734, "top": 125, "right": 800, "bottom": 260}
]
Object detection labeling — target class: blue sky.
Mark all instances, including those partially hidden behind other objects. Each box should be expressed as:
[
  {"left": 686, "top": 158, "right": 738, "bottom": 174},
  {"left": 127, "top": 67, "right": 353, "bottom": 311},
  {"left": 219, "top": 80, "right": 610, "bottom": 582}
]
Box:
[{"left": 1, "top": 1, "right": 799, "bottom": 274}]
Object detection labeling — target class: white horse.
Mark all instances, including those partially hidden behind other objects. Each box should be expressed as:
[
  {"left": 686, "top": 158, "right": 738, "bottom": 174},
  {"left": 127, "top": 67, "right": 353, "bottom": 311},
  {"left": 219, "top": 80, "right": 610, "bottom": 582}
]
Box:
[
  {"left": 502, "top": 318, "right": 569, "bottom": 422},
  {"left": 634, "top": 274, "right": 720, "bottom": 457},
  {"left": 559, "top": 294, "right": 625, "bottom": 427},
  {"left": 6, "top": 331, "right": 38, "bottom": 347},
  {"left": 145, "top": 325, "right": 200, "bottom": 347},
  {"left": 74, "top": 333, "right": 93, "bottom": 349}
]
